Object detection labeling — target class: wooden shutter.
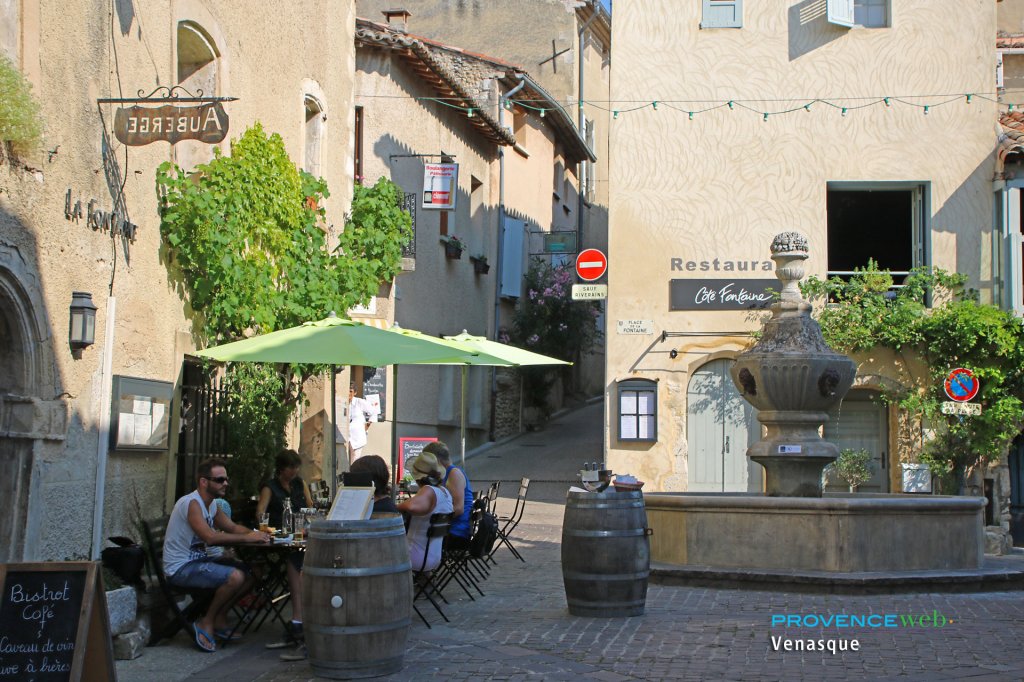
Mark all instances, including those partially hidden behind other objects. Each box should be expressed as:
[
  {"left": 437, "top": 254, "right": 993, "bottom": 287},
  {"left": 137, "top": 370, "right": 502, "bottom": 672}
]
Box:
[
  {"left": 500, "top": 217, "right": 525, "bottom": 298},
  {"left": 701, "top": 0, "right": 743, "bottom": 29},
  {"left": 827, "top": 0, "right": 856, "bottom": 28}
]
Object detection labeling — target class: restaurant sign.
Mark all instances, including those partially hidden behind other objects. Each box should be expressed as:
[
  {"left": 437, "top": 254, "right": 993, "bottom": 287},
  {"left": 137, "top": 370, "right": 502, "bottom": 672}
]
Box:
[
  {"left": 669, "top": 279, "right": 776, "bottom": 311},
  {"left": 113, "top": 102, "right": 229, "bottom": 146}
]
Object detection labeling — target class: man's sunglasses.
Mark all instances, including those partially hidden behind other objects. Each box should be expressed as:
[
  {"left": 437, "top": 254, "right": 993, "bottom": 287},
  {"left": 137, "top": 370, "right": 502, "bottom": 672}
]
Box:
[{"left": 204, "top": 476, "right": 229, "bottom": 484}]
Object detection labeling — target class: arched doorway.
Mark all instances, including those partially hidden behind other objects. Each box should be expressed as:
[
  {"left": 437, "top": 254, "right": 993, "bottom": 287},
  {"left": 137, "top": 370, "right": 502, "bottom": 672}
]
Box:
[
  {"left": 823, "top": 390, "right": 889, "bottom": 493},
  {"left": 0, "top": 278, "right": 35, "bottom": 562},
  {"left": 686, "top": 358, "right": 762, "bottom": 492}
]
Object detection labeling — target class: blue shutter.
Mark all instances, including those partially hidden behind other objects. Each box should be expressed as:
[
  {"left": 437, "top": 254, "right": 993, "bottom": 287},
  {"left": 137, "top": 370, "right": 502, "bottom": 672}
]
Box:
[
  {"left": 827, "top": 0, "right": 856, "bottom": 27},
  {"left": 701, "top": 0, "right": 742, "bottom": 29}
]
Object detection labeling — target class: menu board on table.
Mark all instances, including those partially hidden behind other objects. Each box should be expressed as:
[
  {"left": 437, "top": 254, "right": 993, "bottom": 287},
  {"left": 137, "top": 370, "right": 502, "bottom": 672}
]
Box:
[
  {"left": 0, "top": 562, "right": 115, "bottom": 681},
  {"left": 327, "top": 487, "right": 375, "bottom": 521}
]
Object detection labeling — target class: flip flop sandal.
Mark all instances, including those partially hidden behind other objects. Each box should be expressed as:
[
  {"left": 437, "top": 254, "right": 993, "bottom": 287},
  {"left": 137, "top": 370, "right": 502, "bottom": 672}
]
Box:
[
  {"left": 214, "top": 628, "right": 243, "bottom": 641},
  {"left": 192, "top": 623, "right": 216, "bottom": 653}
]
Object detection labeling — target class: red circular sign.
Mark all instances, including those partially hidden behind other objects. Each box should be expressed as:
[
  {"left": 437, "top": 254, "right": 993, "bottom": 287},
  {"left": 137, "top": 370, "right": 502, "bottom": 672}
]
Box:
[
  {"left": 575, "top": 248, "right": 608, "bottom": 282},
  {"left": 944, "top": 367, "right": 979, "bottom": 402}
]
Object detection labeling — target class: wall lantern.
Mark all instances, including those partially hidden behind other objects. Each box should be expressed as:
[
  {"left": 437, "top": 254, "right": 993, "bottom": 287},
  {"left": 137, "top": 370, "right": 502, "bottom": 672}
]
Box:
[{"left": 69, "top": 291, "right": 97, "bottom": 350}]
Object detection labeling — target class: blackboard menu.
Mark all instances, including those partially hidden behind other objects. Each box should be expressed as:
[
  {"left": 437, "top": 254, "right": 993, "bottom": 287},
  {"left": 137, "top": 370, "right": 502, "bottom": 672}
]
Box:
[
  {"left": 0, "top": 563, "right": 114, "bottom": 681},
  {"left": 399, "top": 437, "right": 438, "bottom": 479},
  {"left": 362, "top": 366, "right": 386, "bottom": 421}
]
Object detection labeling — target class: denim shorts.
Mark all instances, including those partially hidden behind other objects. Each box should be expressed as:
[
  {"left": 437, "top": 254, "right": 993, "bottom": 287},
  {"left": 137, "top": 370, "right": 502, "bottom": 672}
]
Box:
[{"left": 168, "top": 557, "right": 247, "bottom": 590}]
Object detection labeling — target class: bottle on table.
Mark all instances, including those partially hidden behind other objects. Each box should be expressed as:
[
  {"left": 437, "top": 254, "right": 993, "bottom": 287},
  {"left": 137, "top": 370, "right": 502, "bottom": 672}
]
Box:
[{"left": 282, "top": 498, "right": 294, "bottom": 535}]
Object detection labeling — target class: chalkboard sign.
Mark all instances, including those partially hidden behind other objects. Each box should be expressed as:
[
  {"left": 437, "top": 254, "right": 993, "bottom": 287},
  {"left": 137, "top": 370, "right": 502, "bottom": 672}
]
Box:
[
  {"left": 362, "top": 366, "right": 386, "bottom": 421},
  {"left": 398, "top": 437, "right": 438, "bottom": 480},
  {"left": 0, "top": 562, "right": 115, "bottom": 681}
]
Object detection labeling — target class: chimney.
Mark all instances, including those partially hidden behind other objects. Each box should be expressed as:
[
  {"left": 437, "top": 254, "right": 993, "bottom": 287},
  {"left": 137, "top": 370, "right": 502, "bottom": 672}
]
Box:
[{"left": 382, "top": 9, "right": 411, "bottom": 32}]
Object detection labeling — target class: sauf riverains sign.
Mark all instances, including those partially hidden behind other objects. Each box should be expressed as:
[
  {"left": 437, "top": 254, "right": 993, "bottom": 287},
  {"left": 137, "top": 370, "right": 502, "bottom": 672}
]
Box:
[{"left": 114, "top": 102, "right": 228, "bottom": 146}]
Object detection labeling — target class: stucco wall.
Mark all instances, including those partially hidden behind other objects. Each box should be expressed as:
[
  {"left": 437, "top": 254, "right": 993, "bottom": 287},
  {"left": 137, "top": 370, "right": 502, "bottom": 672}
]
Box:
[
  {"left": 606, "top": 1, "right": 997, "bottom": 490},
  {"left": 0, "top": 0, "right": 355, "bottom": 560}
]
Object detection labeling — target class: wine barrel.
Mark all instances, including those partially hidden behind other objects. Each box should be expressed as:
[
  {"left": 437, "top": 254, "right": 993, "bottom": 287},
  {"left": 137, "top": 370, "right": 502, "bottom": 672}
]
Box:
[
  {"left": 303, "top": 514, "right": 412, "bottom": 679},
  {"left": 561, "top": 490, "right": 651, "bottom": 617}
]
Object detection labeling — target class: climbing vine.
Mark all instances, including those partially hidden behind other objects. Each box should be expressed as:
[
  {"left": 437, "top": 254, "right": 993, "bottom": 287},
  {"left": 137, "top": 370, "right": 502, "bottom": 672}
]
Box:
[
  {"left": 0, "top": 54, "right": 43, "bottom": 159},
  {"left": 802, "top": 262, "right": 1024, "bottom": 492},
  {"left": 156, "top": 124, "right": 411, "bottom": 497}
]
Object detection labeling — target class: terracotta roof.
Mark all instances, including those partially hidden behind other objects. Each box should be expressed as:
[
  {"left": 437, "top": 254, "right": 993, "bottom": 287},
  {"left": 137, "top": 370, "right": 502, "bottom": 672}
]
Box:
[
  {"left": 998, "top": 35, "right": 1024, "bottom": 49},
  {"left": 355, "top": 19, "right": 516, "bottom": 146},
  {"left": 998, "top": 111, "right": 1024, "bottom": 163}
]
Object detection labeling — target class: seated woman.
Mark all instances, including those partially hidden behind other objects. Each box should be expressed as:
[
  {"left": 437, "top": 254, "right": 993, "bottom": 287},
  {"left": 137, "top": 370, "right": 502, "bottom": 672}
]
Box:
[
  {"left": 349, "top": 454, "right": 399, "bottom": 514},
  {"left": 256, "top": 449, "right": 313, "bottom": 643},
  {"left": 397, "top": 451, "right": 453, "bottom": 572}
]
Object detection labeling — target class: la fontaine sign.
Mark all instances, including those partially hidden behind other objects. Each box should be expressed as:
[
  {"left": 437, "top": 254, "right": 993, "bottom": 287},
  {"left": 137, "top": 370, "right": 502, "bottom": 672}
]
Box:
[
  {"left": 670, "top": 279, "right": 775, "bottom": 310},
  {"left": 114, "top": 102, "right": 229, "bottom": 146}
]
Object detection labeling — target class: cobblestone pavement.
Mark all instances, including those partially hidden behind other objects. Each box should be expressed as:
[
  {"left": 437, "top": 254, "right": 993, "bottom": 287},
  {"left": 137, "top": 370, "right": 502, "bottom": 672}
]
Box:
[{"left": 120, "top": 403, "right": 1024, "bottom": 681}]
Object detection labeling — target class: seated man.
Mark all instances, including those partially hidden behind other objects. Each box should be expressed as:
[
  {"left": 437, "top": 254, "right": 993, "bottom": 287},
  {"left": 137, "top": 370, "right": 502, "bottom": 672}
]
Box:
[
  {"left": 424, "top": 441, "right": 473, "bottom": 551},
  {"left": 164, "top": 457, "right": 271, "bottom": 652}
]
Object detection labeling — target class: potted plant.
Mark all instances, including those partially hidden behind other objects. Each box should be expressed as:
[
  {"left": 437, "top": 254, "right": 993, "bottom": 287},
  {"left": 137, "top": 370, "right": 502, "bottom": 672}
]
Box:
[
  {"left": 441, "top": 235, "right": 465, "bottom": 259},
  {"left": 823, "top": 448, "right": 874, "bottom": 492},
  {"left": 470, "top": 253, "right": 490, "bottom": 274}
]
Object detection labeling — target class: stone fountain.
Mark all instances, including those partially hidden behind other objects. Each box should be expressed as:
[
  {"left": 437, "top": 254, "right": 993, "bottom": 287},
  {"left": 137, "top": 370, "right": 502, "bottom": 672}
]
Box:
[{"left": 644, "top": 233, "right": 985, "bottom": 577}]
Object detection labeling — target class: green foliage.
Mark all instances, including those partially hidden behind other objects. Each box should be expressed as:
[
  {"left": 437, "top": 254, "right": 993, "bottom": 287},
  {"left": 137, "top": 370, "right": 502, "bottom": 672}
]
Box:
[
  {"left": 802, "top": 263, "right": 1024, "bottom": 488},
  {"left": 156, "top": 124, "right": 411, "bottom": 494},
  {"left": 222, "top": 363, "right": 292, "bottom": 499},
  {"left": 824, "top": 448, "right": 874, "bottom": 490},
  {"left": 512, "top": 258, "right": 602, "bottom": 409},
  {"left": 0, "top": 54, "right": 43, "bottom": 156}
]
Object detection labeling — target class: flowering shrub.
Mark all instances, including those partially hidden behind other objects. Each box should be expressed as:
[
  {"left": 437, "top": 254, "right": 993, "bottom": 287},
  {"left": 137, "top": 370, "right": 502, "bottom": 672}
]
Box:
[{"left": 512, "top": 258, "right": 602, "bottom": 409}]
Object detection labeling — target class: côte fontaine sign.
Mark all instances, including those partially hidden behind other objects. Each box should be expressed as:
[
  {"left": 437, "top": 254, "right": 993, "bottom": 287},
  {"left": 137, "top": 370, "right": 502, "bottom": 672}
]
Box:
[{"left": 114, "top": 102, "right": 229, "bottom": 146}]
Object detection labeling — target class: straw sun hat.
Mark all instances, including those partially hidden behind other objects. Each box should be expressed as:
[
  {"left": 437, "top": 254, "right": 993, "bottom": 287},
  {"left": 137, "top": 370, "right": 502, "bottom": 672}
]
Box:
[{"left": 411, "top": 452, "right": 443, "bottom": 479}]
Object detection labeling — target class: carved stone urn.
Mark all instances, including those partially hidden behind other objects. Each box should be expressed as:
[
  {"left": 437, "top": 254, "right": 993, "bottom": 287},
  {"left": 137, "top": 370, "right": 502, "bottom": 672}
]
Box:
[{"left": 729, "top": 232, "right": 857, "bottom": 497}]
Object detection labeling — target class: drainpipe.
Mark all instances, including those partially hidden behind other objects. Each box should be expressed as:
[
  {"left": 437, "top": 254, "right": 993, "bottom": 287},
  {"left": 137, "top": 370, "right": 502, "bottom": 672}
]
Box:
[
  {"left": 577, "top": 7, "right": 599, "bottom": 250},
  {"left": 91, "top": 296, "right": 116, "bottom": 559},
  {"left": 489, "top": 73, "right": 527, "bottom": 441}
]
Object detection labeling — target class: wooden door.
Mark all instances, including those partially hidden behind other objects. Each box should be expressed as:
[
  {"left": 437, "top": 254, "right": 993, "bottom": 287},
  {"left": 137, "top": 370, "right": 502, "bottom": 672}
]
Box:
[
  {"left": 823, "top": 391, "right": 889, "bottom": 492},
  {"left": 687, "top": 359, "right": 761, "bottom": 492}
]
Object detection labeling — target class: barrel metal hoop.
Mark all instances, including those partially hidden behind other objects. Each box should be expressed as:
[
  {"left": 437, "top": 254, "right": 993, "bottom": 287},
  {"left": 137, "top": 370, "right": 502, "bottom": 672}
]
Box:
[
  {"left": 305, "top": 562, "right": 412, "bottom": 578},
  {"left": 307, "top": 618, "right": 412, "bottom": 636},
  {"left": 563, "top": 528, "right": 649, "bottom": 538},
  {"left": 309, "top": 528, "right": 407, "bottom": 541},
  {"left": 566, "top": 597, "right": 647, "bottom": 608},
  {"left": 568, "top": 501, "right": 645, "bottom": 510},
  {"left": 563, "top": 570, "right": 650, "bottom": 581}
]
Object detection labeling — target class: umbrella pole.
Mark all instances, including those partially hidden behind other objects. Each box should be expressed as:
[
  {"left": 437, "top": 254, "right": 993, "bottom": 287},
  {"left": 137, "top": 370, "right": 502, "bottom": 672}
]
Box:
[
  {"left": 391, "top": 364, "right": 400, "bottom": 503},
  {"left": 461, "top": 366, "right": 467, "bottom": 469},
  {"left": 330, "top": 366, "right": 338, "bottom": 499}
]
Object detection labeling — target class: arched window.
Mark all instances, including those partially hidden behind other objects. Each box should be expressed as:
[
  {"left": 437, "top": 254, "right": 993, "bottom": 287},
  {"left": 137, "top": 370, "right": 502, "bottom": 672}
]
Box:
[
  {"left": 177, "top": 21, "right": 219, "bottom": 95},
  {"left": 304, "top": 95, "right": 325, "bottom": 178}
]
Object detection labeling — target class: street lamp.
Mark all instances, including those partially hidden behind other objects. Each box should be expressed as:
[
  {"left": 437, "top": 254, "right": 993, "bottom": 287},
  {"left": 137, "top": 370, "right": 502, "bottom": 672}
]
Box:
[{"left": 69, "top": 291, "right": 97, "bottom": 350}]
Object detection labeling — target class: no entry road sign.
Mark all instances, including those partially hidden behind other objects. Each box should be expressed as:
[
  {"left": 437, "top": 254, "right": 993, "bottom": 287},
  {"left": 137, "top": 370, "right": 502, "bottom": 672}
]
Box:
[
  {"left": 944, "top": 367, "right": 979, "bottom": 402},
  {"left": 575, "top": 248, "right": 607, "bottom": 281}
]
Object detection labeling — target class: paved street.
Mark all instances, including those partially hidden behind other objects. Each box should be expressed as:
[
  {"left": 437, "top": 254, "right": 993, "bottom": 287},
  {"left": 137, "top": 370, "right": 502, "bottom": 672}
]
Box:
[{"left": 119, "top": 402, "right": 1024, "bottom": 681}]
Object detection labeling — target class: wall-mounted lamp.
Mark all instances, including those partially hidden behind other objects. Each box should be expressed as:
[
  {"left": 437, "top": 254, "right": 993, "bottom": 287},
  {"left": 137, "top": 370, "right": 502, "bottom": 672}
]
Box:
[{"left": 69, "top": 291, "right": 97, "bottom": 350}]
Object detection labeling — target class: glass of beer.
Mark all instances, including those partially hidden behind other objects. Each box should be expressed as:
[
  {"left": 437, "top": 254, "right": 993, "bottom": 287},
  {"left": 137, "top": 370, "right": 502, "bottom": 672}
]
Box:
[{"left": 258, "top": 513, "right": 270, "bottom": 533}]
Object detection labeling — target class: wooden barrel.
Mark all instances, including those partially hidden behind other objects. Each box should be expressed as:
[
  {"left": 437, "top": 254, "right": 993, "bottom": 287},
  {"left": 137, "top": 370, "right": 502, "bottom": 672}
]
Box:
[
  {"left": 561, "top": 490, "right": 650, "bottom": 617},
  {"left": 303, "top": 514, "right": 412, "bottom": 679}
]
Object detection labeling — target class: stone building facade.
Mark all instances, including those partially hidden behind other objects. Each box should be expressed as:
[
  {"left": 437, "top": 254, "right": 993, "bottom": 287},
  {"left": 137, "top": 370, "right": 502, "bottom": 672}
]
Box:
[
  {"left": 605, "top": 1, "right": 1001, "bottom": 515},
  {"left": 0, "top": 0, "right": 355, "bottom": 562}
]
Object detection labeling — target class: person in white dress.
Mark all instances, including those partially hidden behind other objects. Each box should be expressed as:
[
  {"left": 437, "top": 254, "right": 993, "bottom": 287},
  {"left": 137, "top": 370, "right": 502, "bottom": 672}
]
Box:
[{"left": 347, "top": 383, "right": 377, "bottom": 463}]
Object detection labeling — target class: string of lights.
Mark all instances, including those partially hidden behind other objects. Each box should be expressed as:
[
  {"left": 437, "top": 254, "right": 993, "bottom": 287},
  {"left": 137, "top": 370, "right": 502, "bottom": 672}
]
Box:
[{"left": 366, "top": 91, "right": 1023, "bottom": 121}]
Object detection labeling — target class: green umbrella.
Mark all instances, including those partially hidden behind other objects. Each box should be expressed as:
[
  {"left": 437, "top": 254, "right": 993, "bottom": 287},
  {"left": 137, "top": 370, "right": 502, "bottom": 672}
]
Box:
[
  {"left": 441, "top": 331, "right": 571, "bottom": 465},
  {"left": 194, "top": 316, "right": 483, "bottom": 495}
]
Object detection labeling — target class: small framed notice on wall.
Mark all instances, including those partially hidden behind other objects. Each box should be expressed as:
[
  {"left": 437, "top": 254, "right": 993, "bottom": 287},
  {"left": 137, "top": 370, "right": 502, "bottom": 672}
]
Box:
[{"left": 110, "top": 376, "right": 173, "bottom": 451}]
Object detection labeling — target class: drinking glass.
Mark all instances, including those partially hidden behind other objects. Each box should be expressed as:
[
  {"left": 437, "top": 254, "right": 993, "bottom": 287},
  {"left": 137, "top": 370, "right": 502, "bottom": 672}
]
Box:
[{"left": 258, "top": 513, "right": 270, "bottom": 533}]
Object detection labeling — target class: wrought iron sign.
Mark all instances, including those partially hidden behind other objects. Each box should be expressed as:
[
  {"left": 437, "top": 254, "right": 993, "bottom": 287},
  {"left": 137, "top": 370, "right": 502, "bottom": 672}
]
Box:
[{"left": 98, "top": 86, "right": 237, "bottom": 147}]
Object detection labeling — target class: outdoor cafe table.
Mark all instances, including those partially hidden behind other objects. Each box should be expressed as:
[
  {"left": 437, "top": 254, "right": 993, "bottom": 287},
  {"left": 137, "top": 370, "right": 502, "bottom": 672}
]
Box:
[{"left": 223, "top": 539, "right": 305, "bottom": 642}]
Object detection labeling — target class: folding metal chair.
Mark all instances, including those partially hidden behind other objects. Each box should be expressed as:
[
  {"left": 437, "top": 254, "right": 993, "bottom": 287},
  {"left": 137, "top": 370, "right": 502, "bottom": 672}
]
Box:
[
  {"left": 412, "top": 513, "right": 451, "bottom": 628},
  {"left": 436, "top": 504, "right": 486, "bottom": 600},
  {"left": 490, "top": 477, "right": 530, "bottom": 563}
]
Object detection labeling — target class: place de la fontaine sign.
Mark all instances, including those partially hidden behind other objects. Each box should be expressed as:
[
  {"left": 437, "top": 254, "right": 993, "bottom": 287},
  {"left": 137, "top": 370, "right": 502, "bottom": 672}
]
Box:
[{"left": 669, "top": 256, "right": 774, "bottom": 311}]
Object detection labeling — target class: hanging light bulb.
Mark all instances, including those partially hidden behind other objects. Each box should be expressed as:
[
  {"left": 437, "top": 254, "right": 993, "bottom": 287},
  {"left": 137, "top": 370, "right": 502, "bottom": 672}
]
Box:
[
  {"left": 727, "top": 100, "right": 735, "bottom": 110},
  {"left": 688, "top": 111, "right": 694, "bottom": 120},
  {"left": 804, "top": 103, "right": 812, "bottom": 112},
  {"left": 539, "top": 108, "right": 546, "bottom": 118},
  {"left": 652, "top": 100, "right": 659, "bottom": 110},
  {"left": 613, "top": 110, "right": 619, "bottom": 119},
  {"left": 763, "top": 112, "right": 769, "bottom": 121},
  {"left": 467, "top": 108, "right": 475, "bottom": 118},
  {"left": 966, "top": 94, "right": 973, "bottom": 104},
  {"left": 841, "top": 107, "right": 848, "bottom": 117},
  {"left": 923, "top": 105, "right": 929, "bottom": 115}
]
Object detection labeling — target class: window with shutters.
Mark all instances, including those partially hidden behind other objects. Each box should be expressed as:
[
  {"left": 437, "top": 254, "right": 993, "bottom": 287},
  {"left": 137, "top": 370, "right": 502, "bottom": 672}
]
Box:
[
  {"left": 995, "top": 186, "right": 1024, "bottom": 316},
  {"left": 826, "top": 183, "right": 929, "bottom": 290},
  {"left": 701, "top": 0, "right": 742, "bottom": 29},
  {"left": 828, "top": 0, "right": 890, "bottom": 28}
]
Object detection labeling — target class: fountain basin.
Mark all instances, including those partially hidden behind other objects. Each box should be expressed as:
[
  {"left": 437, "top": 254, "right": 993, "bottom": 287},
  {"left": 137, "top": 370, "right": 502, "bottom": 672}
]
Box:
[{"left": 645, "top": 492, "right": 985, "bottom": 573}]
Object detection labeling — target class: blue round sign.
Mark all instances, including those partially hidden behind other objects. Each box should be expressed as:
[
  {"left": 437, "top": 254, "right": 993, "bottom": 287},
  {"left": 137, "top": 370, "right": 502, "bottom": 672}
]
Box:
[{"left": 944, "top": 368, "right": 979, "bottom": 402}]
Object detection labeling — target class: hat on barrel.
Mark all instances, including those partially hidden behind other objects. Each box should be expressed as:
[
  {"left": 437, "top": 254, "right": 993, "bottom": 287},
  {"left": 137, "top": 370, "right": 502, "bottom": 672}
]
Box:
[{"left": 411, "top": 451, "right": 443, "bottom": 479}]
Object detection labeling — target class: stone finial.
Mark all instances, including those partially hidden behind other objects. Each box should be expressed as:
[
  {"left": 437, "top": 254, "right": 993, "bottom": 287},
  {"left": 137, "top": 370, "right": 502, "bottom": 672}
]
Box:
[{"left": 770, "top": 232, "right": 809, "bottom": 256}]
